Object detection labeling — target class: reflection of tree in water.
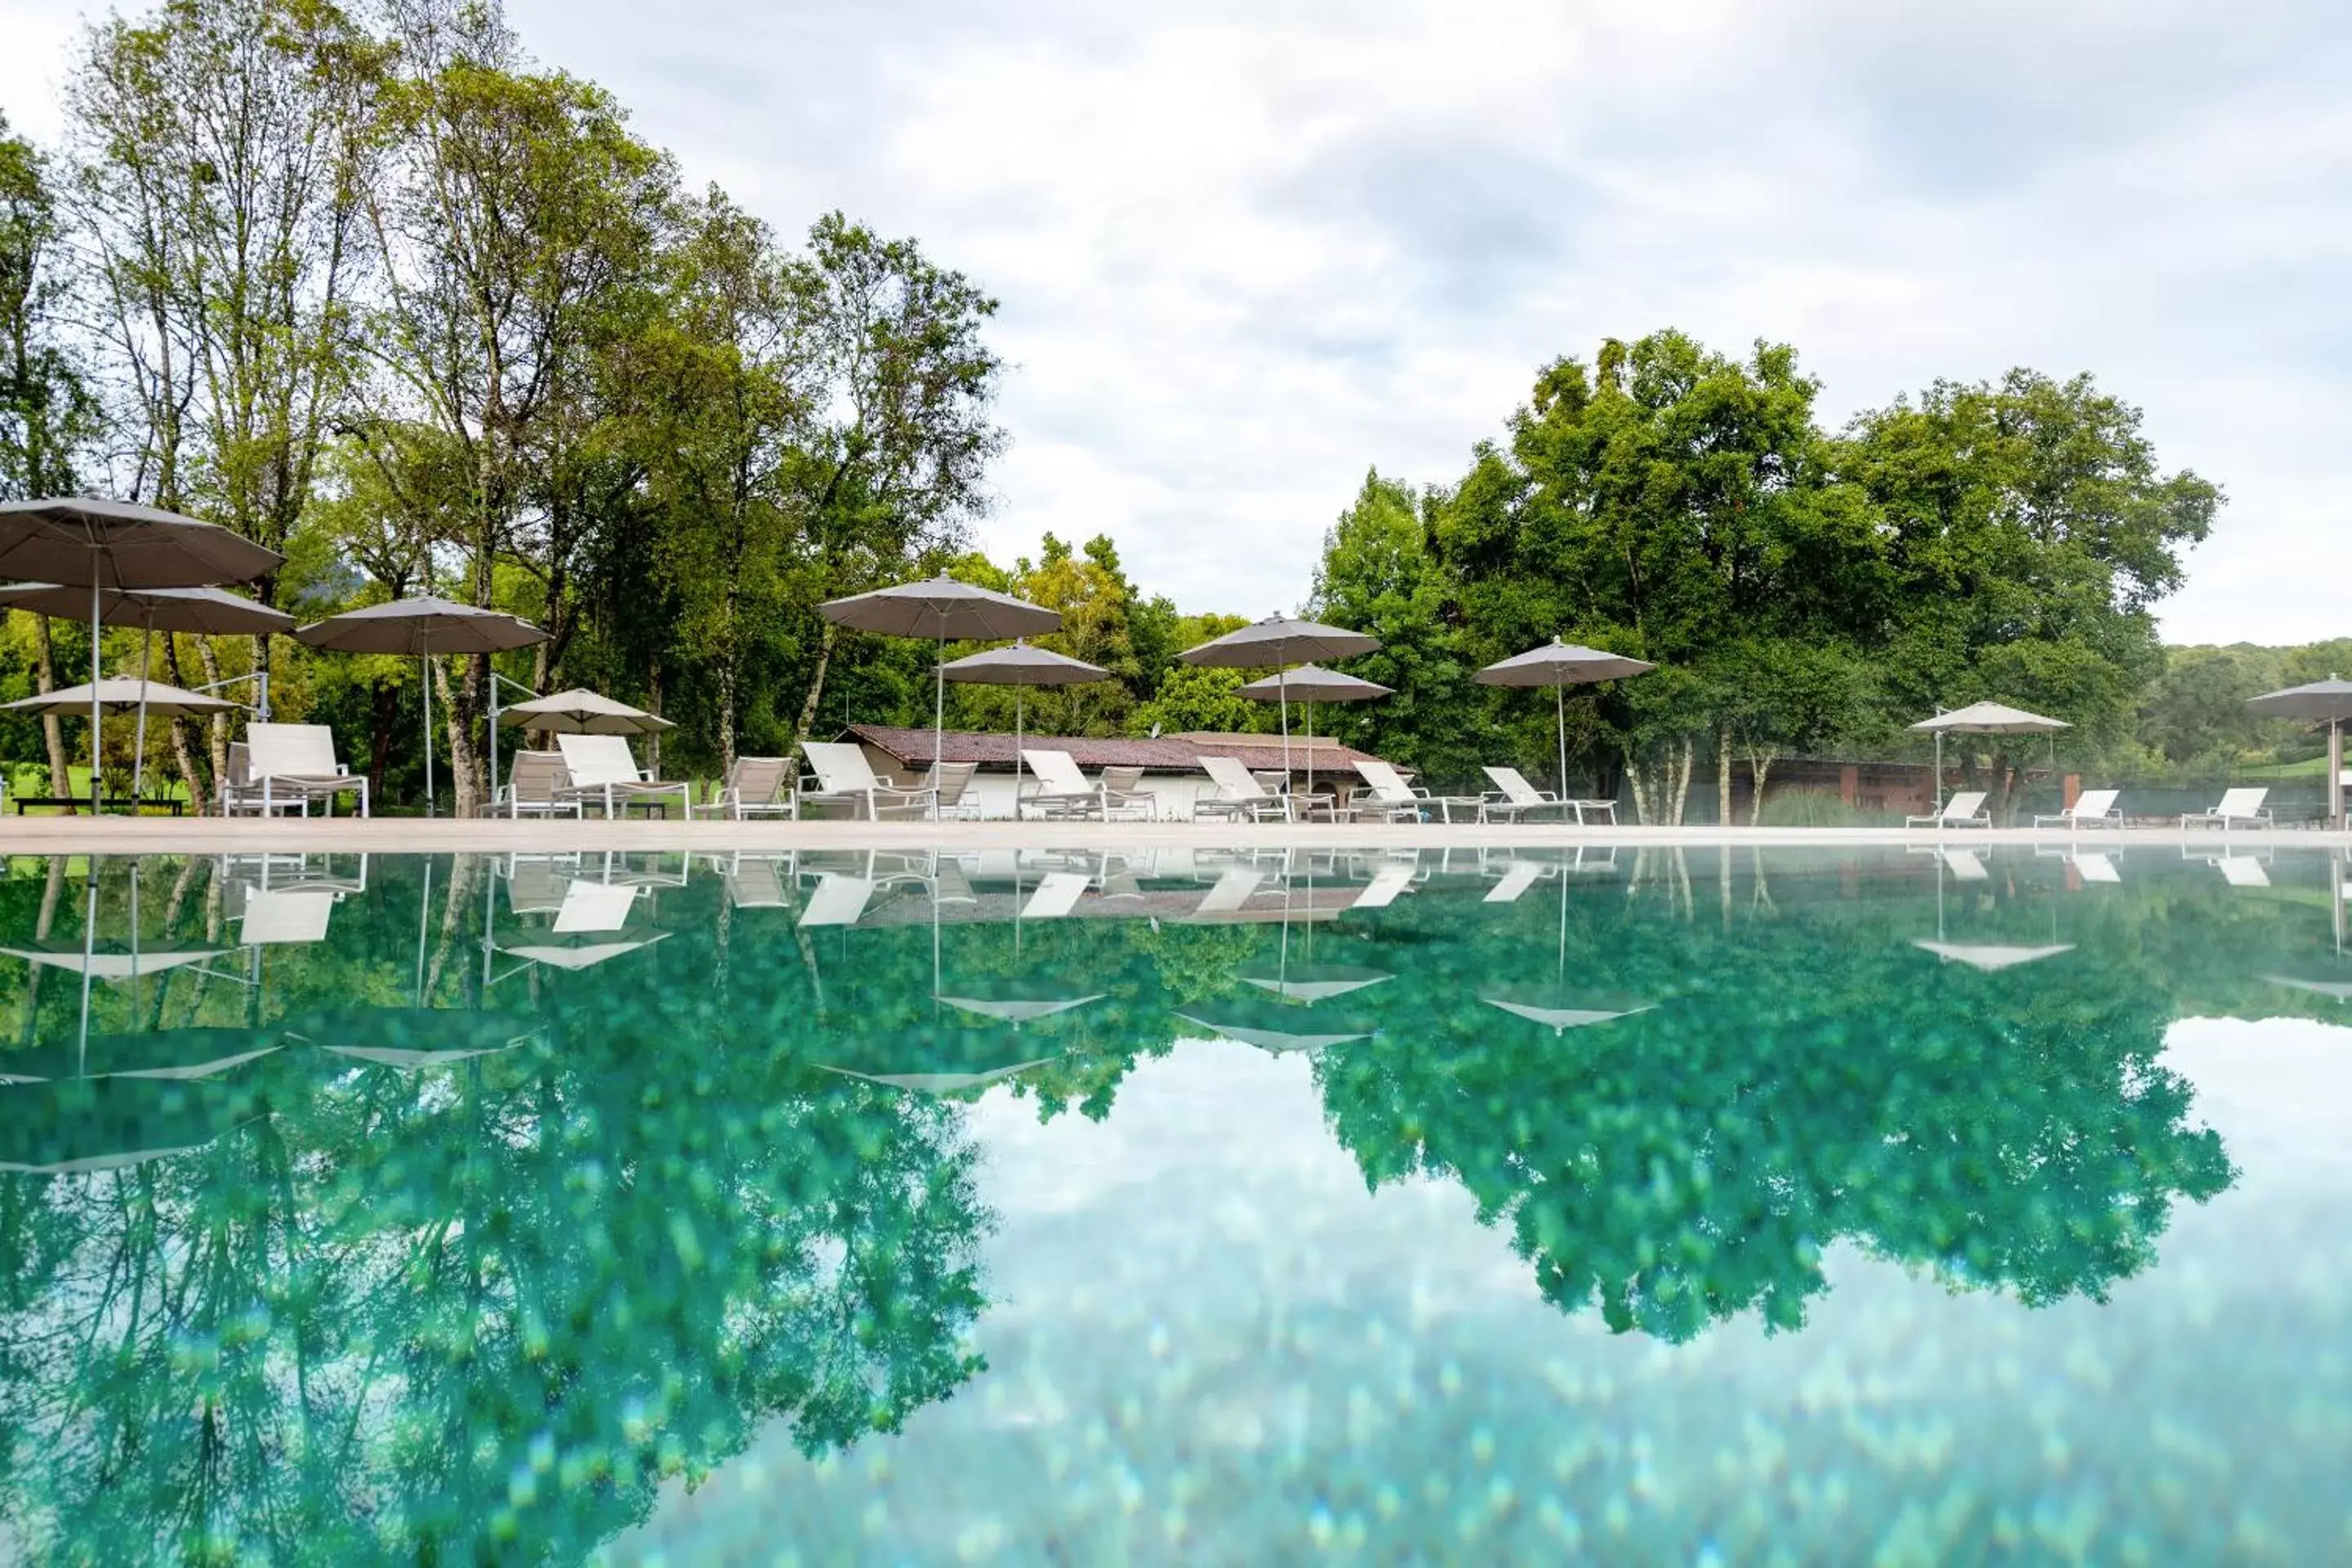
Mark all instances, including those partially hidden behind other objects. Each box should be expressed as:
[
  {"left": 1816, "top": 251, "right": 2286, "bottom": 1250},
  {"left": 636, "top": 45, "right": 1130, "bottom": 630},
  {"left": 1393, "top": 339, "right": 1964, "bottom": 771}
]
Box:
[
  {"left": 1314, "top": 859, "right": 2238, "bottom": 1343},
  {"left": 0, "top": 858, "right": 994, "bottom": 1564}
]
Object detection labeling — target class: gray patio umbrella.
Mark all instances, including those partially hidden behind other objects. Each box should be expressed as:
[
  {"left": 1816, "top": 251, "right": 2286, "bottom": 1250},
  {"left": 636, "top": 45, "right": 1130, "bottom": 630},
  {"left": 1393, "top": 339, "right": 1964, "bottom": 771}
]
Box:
[
  {"left": 1238, "top": 963, "right": 1392, "bottom": 1003},
  {"left": 0, "top": 583, "right": 294, "bottom": 801},
  {"left": 497, "top": 687, "right": 675, "bottom": 734},
  {"left": 0, "top": 498, "right": 282, "bottom": 813},
  {"left": 1172, "top": 1001, "right": 1372, "bottom": 1055},
  {"left": 1237, "top": 665, "right": 1392, "bottom": 804},
  {"left": 3, "top": 679, "right": 238, "bottom": 809},
  {"left": 1179, "top": 615, "right": 1382, "bottom": 776},
  {"left": 938, "top": 640, "right": 1110, "bottom": 802},
  {"left": 1910, "top": 702, "right": 2069, "bottom": 816},
  {"left": 296, "top": 596, "right": 547, "bottom": 815},
  {"left": 2246, "top": 677, "right": 2352, "bottom": 829},
  {"left": 1476, "top": 639, "right": 1656, "bottom": 803},
  {"left": 820, "top": 576, "right": 1062, "bottom": 774}
]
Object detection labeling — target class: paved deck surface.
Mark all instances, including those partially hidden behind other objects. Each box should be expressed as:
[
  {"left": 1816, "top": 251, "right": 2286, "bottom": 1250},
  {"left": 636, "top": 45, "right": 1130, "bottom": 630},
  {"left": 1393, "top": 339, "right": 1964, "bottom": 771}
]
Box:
[{"left": 1, "top": 816, "right": 2343, "bottom": 855}]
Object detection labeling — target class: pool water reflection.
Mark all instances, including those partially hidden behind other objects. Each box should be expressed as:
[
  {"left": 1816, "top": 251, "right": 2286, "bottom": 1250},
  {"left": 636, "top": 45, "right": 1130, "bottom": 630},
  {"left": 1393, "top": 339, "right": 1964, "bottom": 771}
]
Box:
[{"left": 0, "top": 844, "right": 2347, "bottom": 1561}]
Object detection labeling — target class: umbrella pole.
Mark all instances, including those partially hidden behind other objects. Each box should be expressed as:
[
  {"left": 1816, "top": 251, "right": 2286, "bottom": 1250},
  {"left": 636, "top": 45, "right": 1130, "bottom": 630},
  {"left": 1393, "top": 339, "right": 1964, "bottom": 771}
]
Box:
[
  {"left": 1280, "top": 672, "right": 1292, "bottom": 806},
  {"left": 421, "top": 649, "right": 435, "bottom": 818},
  {"left": 2332, "top": 716, "right": 2344, "bottom": 831},
  {"left": 89, "top": 577, "right": 102, "bottom": 815},
  {"left": 132, "top": 622, "right": 152, "bottom": 808},
  {"left": 416, "top": 857, "right": 432, "bottom": 1006},
  {"left": 1305, "top": 698, "right": 1314, "bottom": 808},
  {"left": 1015, "top": 692, "right": 1025, "bottom": 820},
  {"left": 1556, "top": 684, "right": 1569, "bottom": 808},
  {"left": 78, "top": 868, "right": 96, "bottom": 1076},
  {"left": 933, "top": 630, "right": 947, "bottom": 792},
  {"left": 1933, "top": 732, "right": 1943, "bottom": 814}
]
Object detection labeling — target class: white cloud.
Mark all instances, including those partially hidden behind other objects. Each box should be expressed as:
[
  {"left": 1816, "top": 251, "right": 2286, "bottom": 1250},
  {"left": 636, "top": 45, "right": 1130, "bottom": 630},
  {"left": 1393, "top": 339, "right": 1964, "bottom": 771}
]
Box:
[{"left": 5, "top": 0, "right": 2347, "bottom": 638}]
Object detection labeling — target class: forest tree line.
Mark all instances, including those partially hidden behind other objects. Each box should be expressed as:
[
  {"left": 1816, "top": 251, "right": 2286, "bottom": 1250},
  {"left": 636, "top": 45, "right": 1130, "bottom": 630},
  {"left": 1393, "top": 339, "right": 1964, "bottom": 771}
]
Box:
[{"left": 0, "top": 0, "right": 2310, "bottom": 817}]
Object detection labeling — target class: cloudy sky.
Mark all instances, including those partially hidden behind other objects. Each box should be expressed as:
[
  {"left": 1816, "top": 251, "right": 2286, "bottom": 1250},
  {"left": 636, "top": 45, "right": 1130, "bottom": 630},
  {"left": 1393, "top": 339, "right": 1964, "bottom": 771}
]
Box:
[{"left": 4, "top": 0, "right": 2347, "bottom": 640}]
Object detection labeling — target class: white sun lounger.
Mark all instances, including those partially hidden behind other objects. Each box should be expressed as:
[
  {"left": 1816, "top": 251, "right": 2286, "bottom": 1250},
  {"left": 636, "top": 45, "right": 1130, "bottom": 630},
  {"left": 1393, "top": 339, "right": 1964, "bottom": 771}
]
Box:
[
  {"left": 1352, "top": 860, "right": 1418, "bottom": 910},
  {"left": 1022, "top": 871, "right": 1091, "bottom": 920},
  {"left": 1348, "top": 760, "right": 1481, "bottom": 824},
  {"left": 2183, "top": 788, "right": 2270, "bottom": 831},
  {"left": 1907, "top": 791, "right": 1989, "bottom": 830},
  {"left": 1194, "top": 755, "right": 1286, "bottom": 822},
  {"left": 236, "top": 888, "right": 339, "bottom": 946},
  {"left": 2034, "top": 788, "right": 2121, "bottom": 830},
  {"left": 225, "top": 723, "right": 369, "bottom": 817},
  {"left": 798, "top": 873, "right": 876, "bottom": 928},
  {"left": 797, "top": 741, "right": 938, "bottom": 821},
  {"left": 553, "top": 879, "right": 643, "bottom": 933},
  {"left": 555, "top": 733, "right": 693, "bottom": 818},
  {"left": 1485, "top": 860, "right": 1547, "bottom": 903}
]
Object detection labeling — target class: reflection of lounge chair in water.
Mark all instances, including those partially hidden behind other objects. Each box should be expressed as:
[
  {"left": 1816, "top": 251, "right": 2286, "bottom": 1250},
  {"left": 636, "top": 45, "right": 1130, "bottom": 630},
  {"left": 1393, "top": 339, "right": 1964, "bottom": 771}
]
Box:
[
  {"left": 710, "top": 853, "right": 791, "bottom": 909},
  {"left": 1351, "top": 860, "right": 1417, "bottom": 910},
  {"left": 234, "top": 886, "right": 339, "bottom": 946},
  {"left": 1485, "top": 859, "right": 1548, "bottom": 903},
  {"left": 1022, "top": 872, "right": 1090, "bottom": 920}
]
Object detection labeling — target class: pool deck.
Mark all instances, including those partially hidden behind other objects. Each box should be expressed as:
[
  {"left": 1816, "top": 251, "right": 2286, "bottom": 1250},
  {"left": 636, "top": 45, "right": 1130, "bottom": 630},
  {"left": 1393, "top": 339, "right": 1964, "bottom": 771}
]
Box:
[{"left": 2, "top": 816, "right": 2345, "bottom": 855}]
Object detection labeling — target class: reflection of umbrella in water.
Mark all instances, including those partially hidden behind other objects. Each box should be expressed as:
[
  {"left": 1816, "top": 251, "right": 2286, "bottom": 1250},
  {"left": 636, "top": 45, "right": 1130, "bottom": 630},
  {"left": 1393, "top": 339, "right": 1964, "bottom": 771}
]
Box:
[
  {"left": 498, "top": 929, "right": 671, "bottom": 972},
  {"left": 2261, "top": 973, "right": 2352, "bottom": 1002},
  {"left": 1239, "top": 964, "right": 1392, "bottom": 1004},
  {"left": 287, "top": 1008, "right": 545, "bottom": 1070},
  {"left": 817, "top": 1023, "right": 1061, "bottom": 1094},
  {"left": 2, "top": 937, "right": 225, "bottom": 981},
  {"left": 934, "top": 976, "right": 1104, "bottom": 1026},
  {"left": 1913, "top": 845, "right": 2074, "bottom": 972},
  {"left": 1913, "top": 940, "right": 2075, "bottom": 972},
  {"left": 1481, "top": 987, "right": 1654, "bottom": 1035},
  {"left": 0, "top": 1027, "right": 281, "bottom": 1085},
  {"left": 1174, "top": 1001, "right": 1372, "bottom": 1055},
  {"left": 0, "top": 1077, "right": 253, "bottom": 1174},
  {"left": 1481, "top": 849, "right": 1651, "bottom": 1033}
]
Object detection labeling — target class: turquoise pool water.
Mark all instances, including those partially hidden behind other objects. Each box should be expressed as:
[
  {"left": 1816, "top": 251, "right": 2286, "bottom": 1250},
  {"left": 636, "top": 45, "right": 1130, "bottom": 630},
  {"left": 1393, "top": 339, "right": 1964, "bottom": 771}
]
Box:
[{"left": 0, "top": 844, "right": 2346, "bottom": 1562}]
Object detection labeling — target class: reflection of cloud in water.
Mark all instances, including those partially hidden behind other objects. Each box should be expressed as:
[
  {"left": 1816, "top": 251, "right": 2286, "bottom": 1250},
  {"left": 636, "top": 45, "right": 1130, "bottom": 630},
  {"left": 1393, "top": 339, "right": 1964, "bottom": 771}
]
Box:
[{"left": 624, "top": 1029, "right": 2352, "bottom": 1564}]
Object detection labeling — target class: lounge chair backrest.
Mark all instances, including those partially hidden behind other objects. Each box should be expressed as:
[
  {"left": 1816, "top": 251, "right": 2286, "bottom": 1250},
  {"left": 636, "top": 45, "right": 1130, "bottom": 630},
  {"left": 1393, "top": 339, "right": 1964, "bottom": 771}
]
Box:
[
  {"left": 728, "top": 756, "right": 791, "bottom": 805},
  {"left": 1484, "top": 766, "right": 1545, "bottom": 805},
  {"left": 925, "top": 760, "right": 978, "bottom": 805},
  {"left": 225, "top": 742, "right": 252, "bottom": 787},
  {"left": 1022, "top": 749, "right": 1091, "bottom": 795},
  {"left": 1100, "top": 764, "right": 1145, "bottom": 796},
  {"left": 247, "top": 723, "right": 341, "bottom": 778},
  {"left": 238, "top": 887, "right": 336, "bottom": 945},
  {"left": 1943, "top": 849, "right": 1990, "bottom": 880},
  {"left": 2070, "top": 789, "right": 2119, "bottom": 818},
  {"left": 1355, "top": 759, "right": 1415, "bottom": 803},
  {"left": 1023, "top": 872, "right": 1090, "bottom": 920},
  {"left": 555, "top": 733, "right": 644, "bottom": 788},
  {"left": 554, "top": 880, "right": 641, "bottom": 933},
  {"left": 508, "top": 751, "right": 570, "bottom": 802},
  {"left": 1939, "top": 791, "right": 1987, "bottom": 822},
  {"left": 1200, "top": 755, "right": 1271, "bottom": 800},
  {"left": 1251, "top": 770, "right": 1289, "bottom": 795},
  {"left": 2215, "top": 787, "right": 2268, "bottom": 817},
  {"left": 800, "top": 741, "right": 882, "bottom": 795}
]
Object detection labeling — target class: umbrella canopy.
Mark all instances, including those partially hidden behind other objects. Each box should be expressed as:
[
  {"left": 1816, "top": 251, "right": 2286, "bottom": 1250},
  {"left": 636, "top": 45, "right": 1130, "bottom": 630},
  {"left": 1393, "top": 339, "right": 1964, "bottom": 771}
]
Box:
[
  {"left": 1238, "top": 964, "right": 1393, "bottom": 1003},
  {"left": 2243, "top": 678, "right": 2352, "bottom": 723},
  {"left": 935, "top": 982, "right": 1106, "bottom": 1024},
  {"left": 1178, "top": 615, "right": 1379, "bottom": 668},
  {"left": 1173, "top": 1002, "right": 1373, "bottom": 1054},
  {"left": 1913, "top": 939, "right": 2075, "bottom": 972},
  {"left": 821, "top": 577, "right": 1062, "bottom": 776},
  {"left": 295, "top": 595, "right": 546, "bottom": 655},
  {"left": 1909, "top": 702, "right": 2070, "bottom": 735},
  {"left": 498, "top": 687, "right": 675, "bottom": 734},
  {"left": 1475, "top": 639, "right": 1656, "bottom": 688},
  {"left": 1238, "top": 664, "right": 1391, "bottom": 800},
  {"left": 816, "top": 1022, "right": 1062, "bottom": 1094},
  {"left": 287, "top": 1007, "right": 546, "bottom": 1067},
  {"left": 499, "top": 930, "right": 671, "bottom": 971},
  {"left": 2, "top": 938, "right": 225, "bottom": 980},
  {"left": 820, "top": 576, "right": 1061, "bottom": 641},
  {"left": 0, "top": 497, "right": 283, "bottom": 590},
  {"left": 0, "top": 1077, "right": 252, "bottom": 1174},
  {"left": 1479, "top": 987, "right": 1655, "bottom": 1033},
  {"left": 938, "top": 639, "right": 1107, "bottom": 686},
  {"left": 1236, "top": 665, "right": 1393, "bottom": 702},
  {"left": 296, "top": 597, "right": 546, "bottom": 815},
  {"left": 2262, "top": 973, "right": 2352, "bottom": 1001},
  {"left": 0, "top": 1027, "right": 283, "bottom": 1085},
  {"left": 0, "top": 581, "right": 294, "bottom": 634},
  {"left": 1475, "top": 638, "right": 1656, "bottom": 802},
  {"left": 0, "top": 499, "right": 283, "bottom": 812},
  {"left": 2247, "top": 677, "right": 2352, "bottom": 829},
  {"left": 2, "top": 677, "right": 236, "bottom": 719}
]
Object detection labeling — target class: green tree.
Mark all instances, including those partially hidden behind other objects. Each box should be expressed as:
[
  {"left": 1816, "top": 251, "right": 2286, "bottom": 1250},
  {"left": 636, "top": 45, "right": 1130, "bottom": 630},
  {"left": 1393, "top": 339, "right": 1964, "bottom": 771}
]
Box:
[{"left": 0, "top": 110, "right": 97, "bottom": 799}]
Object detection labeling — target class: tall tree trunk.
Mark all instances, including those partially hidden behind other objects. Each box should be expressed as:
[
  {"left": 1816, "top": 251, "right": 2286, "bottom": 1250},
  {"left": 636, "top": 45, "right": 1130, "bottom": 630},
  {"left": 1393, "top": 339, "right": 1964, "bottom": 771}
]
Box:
[
  {"left": 32, "top": 616, "right": 70, "bottom": 804},
  {"left": 1745, "top": 749, "right": 1775, "bottom": 826},
  {"left": 162, "top": 634, "right": 206, "bottom": 809},
  {"left": 790, "top": 621, "right": 840, "bottom": 762},
  {"left": 716, "top": 649, "right": 738, "bottom": 780},
  {"left": 434, "top": 657, "right": 482, "bottom": 817},
  {"left": 646, "top": 662, "right": 664, "bottom": 777},
  {"left": 368, "top": 676, "right": 395, "bottom": 803},
  {"left": 194, "top": 638, "right": 229, "bottom": 788},
  {"left": 1717, "top": 728, "right": 1732, "bottom": 827}
]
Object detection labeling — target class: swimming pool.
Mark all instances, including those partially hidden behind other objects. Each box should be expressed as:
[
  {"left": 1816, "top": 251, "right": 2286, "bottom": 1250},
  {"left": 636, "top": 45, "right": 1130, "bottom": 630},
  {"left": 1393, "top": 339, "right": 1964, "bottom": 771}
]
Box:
[{"left": 1, "top": 844, "right": 2345, "bottom": 1561}]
